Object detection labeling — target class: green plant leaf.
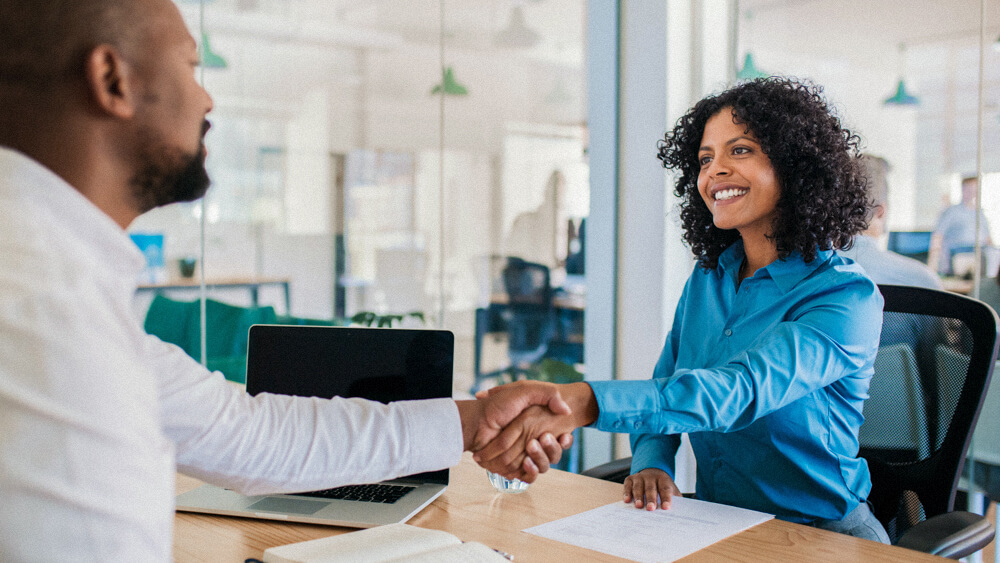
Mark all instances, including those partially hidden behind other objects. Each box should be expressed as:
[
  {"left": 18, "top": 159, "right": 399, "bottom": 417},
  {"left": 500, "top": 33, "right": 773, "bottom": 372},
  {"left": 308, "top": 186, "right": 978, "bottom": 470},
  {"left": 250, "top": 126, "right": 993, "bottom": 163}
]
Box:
[{"left": 529, "top": 358, "right": 583, "bottom": 384}]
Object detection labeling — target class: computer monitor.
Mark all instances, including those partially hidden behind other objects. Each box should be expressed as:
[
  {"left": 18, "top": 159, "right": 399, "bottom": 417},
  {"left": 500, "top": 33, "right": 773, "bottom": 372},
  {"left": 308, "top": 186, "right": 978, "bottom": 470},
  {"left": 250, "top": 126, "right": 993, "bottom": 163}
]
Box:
[{"left": 887, "top": 231, "right": 932, "bottom": 264}]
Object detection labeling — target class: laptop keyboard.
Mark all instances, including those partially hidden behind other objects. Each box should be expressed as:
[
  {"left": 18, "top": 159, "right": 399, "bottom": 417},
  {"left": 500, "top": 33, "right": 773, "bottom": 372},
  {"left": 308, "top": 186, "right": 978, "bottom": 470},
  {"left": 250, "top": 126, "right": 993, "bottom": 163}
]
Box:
[{"left": 296, "top": 483, "right": 416, "bottom": 504}]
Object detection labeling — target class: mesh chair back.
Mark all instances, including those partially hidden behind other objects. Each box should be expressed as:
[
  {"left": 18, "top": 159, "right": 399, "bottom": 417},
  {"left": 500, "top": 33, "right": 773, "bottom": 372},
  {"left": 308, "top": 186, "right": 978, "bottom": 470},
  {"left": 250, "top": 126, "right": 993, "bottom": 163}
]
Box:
[
  {"left": 501, "top": 257, "right": 555, "bottom": 363},
  {"left": 860, "top": 285, "right": 999, "bottom": 543}
]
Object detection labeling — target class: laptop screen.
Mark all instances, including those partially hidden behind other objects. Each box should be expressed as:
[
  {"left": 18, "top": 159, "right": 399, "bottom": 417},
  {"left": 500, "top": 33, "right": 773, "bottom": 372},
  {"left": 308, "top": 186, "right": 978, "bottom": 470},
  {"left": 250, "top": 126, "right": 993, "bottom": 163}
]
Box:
[{"left": 246, "top": 325, "right": 454, "bottom": 485}]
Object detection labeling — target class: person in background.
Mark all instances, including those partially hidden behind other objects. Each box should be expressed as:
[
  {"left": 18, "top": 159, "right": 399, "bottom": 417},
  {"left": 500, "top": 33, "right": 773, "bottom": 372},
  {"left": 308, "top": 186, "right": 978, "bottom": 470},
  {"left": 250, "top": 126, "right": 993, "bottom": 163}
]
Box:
[
  {"left": 475, "top": 77, "right": 890, "bottom": 543},
  {"left": 929, "top": 176, "right": 992, "bottom": 275},
  {"left": 0, "top": 1, "right": 568, "bottom": 560},
  {"left": 503, "top": 169, "right": 569, "bottom": 270},
  {"left": 839, "top": 155, "right": 942, "bottom": 290}
]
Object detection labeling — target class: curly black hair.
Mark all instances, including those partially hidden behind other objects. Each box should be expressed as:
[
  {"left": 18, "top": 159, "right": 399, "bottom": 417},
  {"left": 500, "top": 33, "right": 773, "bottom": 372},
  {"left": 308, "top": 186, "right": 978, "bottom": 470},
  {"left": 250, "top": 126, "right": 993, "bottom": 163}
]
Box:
[{"left": 657, "top": 77, "right": 871, "bottom": 269}]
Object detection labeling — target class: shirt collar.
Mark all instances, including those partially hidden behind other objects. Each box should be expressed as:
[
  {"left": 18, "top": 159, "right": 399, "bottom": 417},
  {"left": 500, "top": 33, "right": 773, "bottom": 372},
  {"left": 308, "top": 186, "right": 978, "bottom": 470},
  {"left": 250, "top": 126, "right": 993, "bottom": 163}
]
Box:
[
  {"left": 718, "top": 239, "right": 834, "bottom": 294},
  {"left": 0, "top": 146, "right": 145, "bottom": 285}
]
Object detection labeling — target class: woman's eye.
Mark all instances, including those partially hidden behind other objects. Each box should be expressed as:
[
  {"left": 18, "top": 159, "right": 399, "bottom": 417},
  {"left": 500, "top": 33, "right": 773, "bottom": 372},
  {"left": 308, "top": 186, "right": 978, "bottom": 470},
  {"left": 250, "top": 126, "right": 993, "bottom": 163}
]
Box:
[
  {"left": 698, "top": 155, "right": 712, "bottom": 166},
  {"left": 733, "top": 146, "right": 750, "bottom": 155}
]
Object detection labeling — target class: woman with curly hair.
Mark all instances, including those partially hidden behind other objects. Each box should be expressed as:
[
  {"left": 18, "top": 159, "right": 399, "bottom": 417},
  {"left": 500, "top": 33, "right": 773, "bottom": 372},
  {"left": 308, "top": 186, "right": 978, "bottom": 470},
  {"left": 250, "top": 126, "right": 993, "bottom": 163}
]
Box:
[{"left": 476, "top": 77, "right": 888, "bottom": 542}]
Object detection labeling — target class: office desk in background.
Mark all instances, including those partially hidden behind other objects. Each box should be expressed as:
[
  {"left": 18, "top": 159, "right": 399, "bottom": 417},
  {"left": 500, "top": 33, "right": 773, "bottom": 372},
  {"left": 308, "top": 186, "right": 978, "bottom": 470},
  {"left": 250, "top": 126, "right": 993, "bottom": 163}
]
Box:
[
  {"left": 137, "top": 276, "right": 291, "bottom": 313},
  {"left": 173, "top": 454, "right": 940, "bottom": 562},
  {"left": 941, "top": 276, "right": 974, "bottom": 296}
]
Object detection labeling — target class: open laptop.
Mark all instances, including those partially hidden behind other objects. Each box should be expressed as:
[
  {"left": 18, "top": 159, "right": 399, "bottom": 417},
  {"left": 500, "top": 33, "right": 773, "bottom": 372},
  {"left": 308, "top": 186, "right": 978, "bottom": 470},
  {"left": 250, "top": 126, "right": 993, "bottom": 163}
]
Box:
[{"left": 175, "top": 325, "right": 454, "bottom": 528}]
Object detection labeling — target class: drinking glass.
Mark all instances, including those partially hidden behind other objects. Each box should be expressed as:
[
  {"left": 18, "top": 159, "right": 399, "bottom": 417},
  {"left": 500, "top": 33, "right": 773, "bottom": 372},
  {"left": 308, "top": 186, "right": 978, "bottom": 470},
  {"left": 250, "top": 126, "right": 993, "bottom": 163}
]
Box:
[{"left": 487, "top": 471, "right": 530, "bottom": 494}]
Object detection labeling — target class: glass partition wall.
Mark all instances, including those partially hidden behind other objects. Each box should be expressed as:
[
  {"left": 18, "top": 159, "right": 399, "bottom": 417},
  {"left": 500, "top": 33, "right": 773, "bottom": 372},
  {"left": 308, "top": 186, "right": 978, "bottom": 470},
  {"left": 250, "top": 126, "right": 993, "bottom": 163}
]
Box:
[
  {"left": 131, "top": 1, "right": 589, "bottom": 421},
  {"left": 735, "top": 0, "right": 997, "bottom": 296}
]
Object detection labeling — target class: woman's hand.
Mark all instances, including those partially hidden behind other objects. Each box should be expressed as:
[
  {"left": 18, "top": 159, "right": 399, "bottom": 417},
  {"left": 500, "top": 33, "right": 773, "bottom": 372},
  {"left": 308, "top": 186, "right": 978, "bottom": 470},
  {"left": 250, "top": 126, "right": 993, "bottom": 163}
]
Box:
[{"left": 623, "top": 468, "right": 681, "bottom": 510}]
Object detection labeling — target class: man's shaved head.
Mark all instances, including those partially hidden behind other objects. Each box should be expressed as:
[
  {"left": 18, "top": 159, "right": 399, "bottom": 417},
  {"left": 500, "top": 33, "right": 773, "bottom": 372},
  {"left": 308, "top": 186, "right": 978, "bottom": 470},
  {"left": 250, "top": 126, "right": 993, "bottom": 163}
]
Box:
[
  {"left": 0, "top": 0, "right": 214, "bottom": 226},
  {"left": 0, "top": 0, "right": 149, "bottom": 93}
]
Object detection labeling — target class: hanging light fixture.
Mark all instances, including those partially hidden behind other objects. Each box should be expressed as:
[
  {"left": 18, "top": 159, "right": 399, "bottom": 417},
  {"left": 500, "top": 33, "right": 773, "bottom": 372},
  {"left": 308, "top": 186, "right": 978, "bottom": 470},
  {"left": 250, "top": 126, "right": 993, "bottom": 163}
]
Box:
[
  {"left": 493, "top": 5, "right": 540, "bottom": 48},
  {"left": 735, "top": 53, "right": 768, "bottom": 81},
  {"left": 734, "top": 8, "right": 768, "bottom": 83},
  {"left": 883, "top": 80, "right": 920, "bottom": 106},
  {"left": 199, "top": 32, "right": 227, "bottom": 69},
  {"left": 884, "top": 44, "right": 919, "bottom": 106},
  {"left": 430, "top": 66, "right": 468, "bottom": 96}
]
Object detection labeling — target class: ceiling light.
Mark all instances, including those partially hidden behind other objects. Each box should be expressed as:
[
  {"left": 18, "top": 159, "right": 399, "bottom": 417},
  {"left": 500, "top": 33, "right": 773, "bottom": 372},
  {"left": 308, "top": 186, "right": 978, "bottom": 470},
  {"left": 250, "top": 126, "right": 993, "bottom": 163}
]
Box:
[
  {"left": 493, "top": 5, "right": 540, "bottom": 49},
  {"left": 735, "top": 53, "right": 768, "bottom": 81},
  {"left": 199, "top": 32, "right": 227, "bottom": 69},
  {"left": 430, "top": 67, "right": 468, "bottom": 96},
  {"left": 883, "top": 79, "right": 920, "bottom": 106},
  {"left": 883, "top": 44, "right": 919, "bottom": 106}
]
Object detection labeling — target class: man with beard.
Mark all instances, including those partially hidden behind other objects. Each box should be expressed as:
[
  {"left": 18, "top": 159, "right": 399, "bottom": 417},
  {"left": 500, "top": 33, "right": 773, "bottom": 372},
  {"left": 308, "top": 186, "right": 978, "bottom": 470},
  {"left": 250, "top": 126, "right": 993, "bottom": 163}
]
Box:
[{"left": 0, "top": 0, "right": 570, "bottom": 560}]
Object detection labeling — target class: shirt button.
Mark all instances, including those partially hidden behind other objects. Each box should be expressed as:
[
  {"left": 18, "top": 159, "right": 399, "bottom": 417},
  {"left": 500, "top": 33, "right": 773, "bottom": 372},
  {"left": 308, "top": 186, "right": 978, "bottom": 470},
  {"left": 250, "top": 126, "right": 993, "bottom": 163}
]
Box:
[
  {"left": 724, "top": 328, "right": 733, "bottom": 336},
  {"left": 614, "top": 421, "right": 622, "bottom": 428},
  {"left": 633, "top": 421, "right": 642, "bottom": 430}
]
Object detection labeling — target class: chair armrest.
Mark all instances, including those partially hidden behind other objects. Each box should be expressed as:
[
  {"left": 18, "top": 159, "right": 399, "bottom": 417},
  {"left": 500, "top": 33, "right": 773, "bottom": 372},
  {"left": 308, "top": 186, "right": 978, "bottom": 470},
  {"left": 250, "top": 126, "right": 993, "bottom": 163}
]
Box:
[
  {"left": 581, "top": 457, "right": 632, "bottom": 484},
  {"left": 895, "top": 511, "right": 994, "bottom": 559}
]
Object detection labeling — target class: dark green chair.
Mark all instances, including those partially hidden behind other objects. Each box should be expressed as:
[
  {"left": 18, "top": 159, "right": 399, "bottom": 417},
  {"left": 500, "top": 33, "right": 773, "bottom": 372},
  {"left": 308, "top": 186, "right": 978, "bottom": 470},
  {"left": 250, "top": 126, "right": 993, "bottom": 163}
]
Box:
[
  {"left": 275, "top": 314, "right": 347, "bottom": 327},
  {"left": 143, "top": 295, "right": 279, "bottom": 384}
]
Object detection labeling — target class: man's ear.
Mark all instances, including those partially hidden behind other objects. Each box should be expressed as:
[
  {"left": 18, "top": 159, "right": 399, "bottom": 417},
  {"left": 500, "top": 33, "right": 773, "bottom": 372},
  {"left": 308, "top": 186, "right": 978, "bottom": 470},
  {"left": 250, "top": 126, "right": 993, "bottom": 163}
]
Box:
[
  {"left": 873, "top": 204, "right": 886, "bottom": 220},
  {"left": 84, "top": 44, "right": 136, "bottom": 119}
]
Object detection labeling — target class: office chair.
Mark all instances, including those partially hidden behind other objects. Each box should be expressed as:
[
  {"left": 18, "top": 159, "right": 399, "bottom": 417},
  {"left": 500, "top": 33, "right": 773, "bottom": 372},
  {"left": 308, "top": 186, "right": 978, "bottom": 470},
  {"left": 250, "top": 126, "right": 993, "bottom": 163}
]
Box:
[
  {"left": 143, "top": 295, "right": 279, "bottom": 383},
  {"left": 501, "top": 257, "right": 556, "bottom": 367},
  {"left": 963, "top": 360, "right": 1000, "bottom": 563},
  {"left": 582, "top": 285, "right": 999, "bottom": 559},
  {"left": 471, "top": 257, "right": 565, "bottom": 394}
]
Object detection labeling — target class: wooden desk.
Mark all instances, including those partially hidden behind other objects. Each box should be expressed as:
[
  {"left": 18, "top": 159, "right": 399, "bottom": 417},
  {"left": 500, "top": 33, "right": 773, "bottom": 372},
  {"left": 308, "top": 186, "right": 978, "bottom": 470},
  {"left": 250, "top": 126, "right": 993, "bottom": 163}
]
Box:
[
  {"left": 941, "top": 276, "right": 974, "bottom": 295},
  {"left": 173, "top": 454, "right": 940, "bottom": 562},
  {"left": 137, "top": 276, "right": 291, "bottom": 312},
  {"left": 489, "top": 292, "right": 586, "bottom": 311}
]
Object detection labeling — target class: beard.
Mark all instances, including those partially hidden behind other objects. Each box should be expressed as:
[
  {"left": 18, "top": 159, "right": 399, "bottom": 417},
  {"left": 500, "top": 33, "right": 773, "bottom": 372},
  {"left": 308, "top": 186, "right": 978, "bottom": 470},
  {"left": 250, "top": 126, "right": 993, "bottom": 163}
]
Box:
[{"left": 130, "top": 122, "right": 212, "bottom": 213}]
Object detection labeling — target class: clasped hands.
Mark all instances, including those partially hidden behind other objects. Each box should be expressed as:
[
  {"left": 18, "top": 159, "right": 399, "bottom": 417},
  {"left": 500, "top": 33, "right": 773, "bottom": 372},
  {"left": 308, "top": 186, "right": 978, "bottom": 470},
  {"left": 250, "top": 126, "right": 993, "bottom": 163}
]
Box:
[
  {"left": 457, "top": 380, "right": 597, "bottom": 483},
  {"left": 458, "top": 380, "right": 682, "bottom": 511}
]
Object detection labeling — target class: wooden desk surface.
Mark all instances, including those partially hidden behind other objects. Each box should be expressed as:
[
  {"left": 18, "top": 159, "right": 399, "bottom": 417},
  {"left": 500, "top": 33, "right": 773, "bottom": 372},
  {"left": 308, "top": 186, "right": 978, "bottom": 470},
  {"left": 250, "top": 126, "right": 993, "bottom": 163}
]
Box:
[
  {"left": 174, "top": 454, "right": 941, "bottom": 562},
  {"left": 941, "top": 276, "right": 974, "bottom": 295}
]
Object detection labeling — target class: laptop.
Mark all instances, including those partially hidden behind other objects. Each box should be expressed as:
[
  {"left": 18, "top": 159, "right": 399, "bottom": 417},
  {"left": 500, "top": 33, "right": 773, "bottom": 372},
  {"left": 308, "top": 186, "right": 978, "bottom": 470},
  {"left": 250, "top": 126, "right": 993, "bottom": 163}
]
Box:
[{"left": 175, "top": 325, "right": 454, "bottom": 528}]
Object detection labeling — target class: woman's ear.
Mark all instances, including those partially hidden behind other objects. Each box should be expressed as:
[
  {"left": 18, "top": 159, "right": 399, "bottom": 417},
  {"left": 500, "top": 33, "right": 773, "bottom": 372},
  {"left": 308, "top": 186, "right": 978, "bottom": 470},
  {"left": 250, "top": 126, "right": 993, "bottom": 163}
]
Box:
[{"left": 83, "top": 44, "right": 135, "bottom": 119}]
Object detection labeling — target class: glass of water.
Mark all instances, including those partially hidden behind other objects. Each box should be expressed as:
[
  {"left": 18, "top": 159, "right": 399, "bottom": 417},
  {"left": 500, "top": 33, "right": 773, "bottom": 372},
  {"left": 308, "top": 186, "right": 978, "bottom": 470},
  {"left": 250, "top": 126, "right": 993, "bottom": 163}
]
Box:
[{"left": 487, "top": 471, "right": 530, "bottom": 494}]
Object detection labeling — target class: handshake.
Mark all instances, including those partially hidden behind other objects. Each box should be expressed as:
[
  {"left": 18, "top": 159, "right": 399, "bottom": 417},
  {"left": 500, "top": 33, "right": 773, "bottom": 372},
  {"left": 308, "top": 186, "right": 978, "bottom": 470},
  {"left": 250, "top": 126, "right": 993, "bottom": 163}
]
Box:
[{"left": 456, "top": 380, "right": 599, "bottom": 483}]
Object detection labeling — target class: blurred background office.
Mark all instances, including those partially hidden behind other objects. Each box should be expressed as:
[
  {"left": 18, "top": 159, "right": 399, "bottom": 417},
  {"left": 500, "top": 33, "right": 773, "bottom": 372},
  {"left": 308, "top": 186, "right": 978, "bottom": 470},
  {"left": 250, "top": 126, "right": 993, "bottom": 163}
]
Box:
[{"left": 128, "top": 1, "right": 998, "bottom": 481}]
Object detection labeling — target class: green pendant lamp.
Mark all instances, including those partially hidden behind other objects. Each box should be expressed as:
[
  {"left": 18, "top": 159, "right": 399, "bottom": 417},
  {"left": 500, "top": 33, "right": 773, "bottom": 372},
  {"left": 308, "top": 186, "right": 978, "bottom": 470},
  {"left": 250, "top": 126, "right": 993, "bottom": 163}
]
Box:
[
  {"left": 883, "top": 43, "right": 918, "bottom": 106},
  {"left": 199, "top": 32, "right": 228, "bottom": 69},
  {"left": 430, "top": 67, "right": 468, "bottom": 96},
  {"left": 883, "top": 79, "right": 919, "bottom": 106},
  {"left": 735, "top": 53, "right": 768, "bottom": 81}
]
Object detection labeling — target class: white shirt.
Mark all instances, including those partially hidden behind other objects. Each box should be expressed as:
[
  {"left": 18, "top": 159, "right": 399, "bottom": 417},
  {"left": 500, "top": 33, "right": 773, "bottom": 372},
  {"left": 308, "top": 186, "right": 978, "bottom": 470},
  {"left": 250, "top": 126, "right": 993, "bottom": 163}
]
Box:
[{"left": 0, "top": 148, "right": 463, "bottom": 562}]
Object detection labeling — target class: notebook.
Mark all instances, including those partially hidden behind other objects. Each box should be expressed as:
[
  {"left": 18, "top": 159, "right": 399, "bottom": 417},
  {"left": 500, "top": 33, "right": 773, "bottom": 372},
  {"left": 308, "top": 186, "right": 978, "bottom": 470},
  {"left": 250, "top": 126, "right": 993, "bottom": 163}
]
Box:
[{"left": 175, "top": 325, "right": 454, "bottom": 528}]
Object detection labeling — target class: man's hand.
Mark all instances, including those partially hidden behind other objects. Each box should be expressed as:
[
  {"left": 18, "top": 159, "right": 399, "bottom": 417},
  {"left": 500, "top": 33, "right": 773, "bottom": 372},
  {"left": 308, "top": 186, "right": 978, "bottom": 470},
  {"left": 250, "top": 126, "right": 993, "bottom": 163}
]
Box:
[
  {"left": 472, "top": 381, "right": 598, "bottom": 478},
  {"left": 472, "top": 380, "right": 570, "bottom": 451},
  {"left": 455, "top": 381, "right": 574, "bottom": 483},
  {"left": 623, "top": 468, "right": 681, "bottom": 510}
]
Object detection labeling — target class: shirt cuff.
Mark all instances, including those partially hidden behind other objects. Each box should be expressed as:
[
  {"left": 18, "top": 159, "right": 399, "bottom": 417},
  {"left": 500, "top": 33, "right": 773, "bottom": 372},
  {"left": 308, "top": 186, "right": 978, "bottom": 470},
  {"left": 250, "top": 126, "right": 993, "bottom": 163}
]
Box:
[
  {"left": 396, "top": 398, "right": 463, "bottom": 475},
  {"left": 588, "top": 379, "right": 665, "bottom": 434}
]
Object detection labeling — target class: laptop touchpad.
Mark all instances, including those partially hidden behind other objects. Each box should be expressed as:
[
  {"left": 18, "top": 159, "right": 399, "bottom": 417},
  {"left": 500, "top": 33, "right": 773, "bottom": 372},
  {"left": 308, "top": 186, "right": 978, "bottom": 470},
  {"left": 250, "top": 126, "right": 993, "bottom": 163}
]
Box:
[{"left": 248, "top": 497, "right": 328, "bottom": 515}]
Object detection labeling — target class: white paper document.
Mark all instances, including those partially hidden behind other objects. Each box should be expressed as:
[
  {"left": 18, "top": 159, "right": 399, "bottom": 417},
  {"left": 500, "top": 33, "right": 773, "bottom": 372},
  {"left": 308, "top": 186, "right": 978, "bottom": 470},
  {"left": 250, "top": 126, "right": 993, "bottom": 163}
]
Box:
[{"left": 524, "top": 498, "right": 773, "bottom": 562}]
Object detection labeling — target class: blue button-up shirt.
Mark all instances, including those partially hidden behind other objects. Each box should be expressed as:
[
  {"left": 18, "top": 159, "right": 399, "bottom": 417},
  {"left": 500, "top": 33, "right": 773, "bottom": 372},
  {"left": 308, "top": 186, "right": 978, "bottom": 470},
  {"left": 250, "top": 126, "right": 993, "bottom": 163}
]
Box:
[{"left": 589, "top": 241, "right": 883, "bottom": 523}]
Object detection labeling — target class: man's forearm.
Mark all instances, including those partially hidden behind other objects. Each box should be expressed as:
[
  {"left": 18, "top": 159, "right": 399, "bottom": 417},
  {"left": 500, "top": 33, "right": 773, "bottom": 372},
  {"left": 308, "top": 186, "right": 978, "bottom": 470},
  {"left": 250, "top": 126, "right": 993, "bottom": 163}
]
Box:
[{"left": 562, "top": 382, "right": 599, "bottom": 428}]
